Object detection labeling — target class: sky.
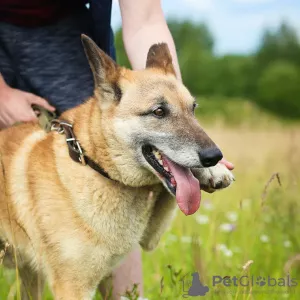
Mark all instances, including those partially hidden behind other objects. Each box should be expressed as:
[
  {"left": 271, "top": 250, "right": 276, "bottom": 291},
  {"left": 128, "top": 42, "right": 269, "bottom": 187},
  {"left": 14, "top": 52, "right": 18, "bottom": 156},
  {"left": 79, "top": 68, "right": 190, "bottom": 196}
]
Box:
[{"left": 111, "top": 0, "right": 300, "bottom": 55}]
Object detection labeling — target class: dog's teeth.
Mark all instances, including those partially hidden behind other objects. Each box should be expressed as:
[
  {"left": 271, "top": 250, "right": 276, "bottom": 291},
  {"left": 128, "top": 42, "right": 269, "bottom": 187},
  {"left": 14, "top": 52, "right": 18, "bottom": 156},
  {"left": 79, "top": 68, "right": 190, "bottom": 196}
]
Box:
[
  {"left": 153, "top": 150, "right": 161, "bottom": 160},
  {"left": 158, "top": 159, "right": 163, "bottom": 165},
  {"left": 164, "top": 166, "right": 169, "bottom": 172}
]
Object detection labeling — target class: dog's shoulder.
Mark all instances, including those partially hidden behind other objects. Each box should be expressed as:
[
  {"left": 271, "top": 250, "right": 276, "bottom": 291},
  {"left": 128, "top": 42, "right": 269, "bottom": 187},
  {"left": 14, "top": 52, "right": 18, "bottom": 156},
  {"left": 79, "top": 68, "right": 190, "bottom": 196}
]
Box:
[{"left": 0, "top": 123, "right": 46, "bottom": 155}]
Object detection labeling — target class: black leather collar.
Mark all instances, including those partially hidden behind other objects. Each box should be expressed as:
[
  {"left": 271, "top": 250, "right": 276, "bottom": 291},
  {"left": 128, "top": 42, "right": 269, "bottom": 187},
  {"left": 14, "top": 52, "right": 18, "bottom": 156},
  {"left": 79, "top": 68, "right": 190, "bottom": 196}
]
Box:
[{"left": 50, "top": 119, "right": 111, "bottom": 180}]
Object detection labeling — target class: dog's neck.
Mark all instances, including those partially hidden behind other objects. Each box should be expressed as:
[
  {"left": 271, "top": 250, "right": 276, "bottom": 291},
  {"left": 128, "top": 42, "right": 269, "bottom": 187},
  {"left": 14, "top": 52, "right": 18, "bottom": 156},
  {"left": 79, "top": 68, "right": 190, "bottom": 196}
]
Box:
[{"left": 60, "top": 98, "right": 121, "bottom": 181}]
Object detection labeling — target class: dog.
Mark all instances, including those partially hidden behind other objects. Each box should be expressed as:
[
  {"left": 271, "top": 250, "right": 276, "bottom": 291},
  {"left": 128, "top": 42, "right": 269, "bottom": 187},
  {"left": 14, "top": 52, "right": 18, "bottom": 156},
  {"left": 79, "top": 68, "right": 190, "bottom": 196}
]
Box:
[{"left": 0, "top": 35, "right": 234, "bottom": 299}]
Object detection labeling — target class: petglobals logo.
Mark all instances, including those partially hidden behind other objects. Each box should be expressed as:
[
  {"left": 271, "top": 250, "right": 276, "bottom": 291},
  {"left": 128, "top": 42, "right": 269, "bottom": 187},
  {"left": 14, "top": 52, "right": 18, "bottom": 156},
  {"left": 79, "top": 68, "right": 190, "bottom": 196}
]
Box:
[
  {"left": 212, "top": 275, "right": 298, "bottom": 287},
  {"left": 180, "top": 272, "right": 298, "bottom": 298}
]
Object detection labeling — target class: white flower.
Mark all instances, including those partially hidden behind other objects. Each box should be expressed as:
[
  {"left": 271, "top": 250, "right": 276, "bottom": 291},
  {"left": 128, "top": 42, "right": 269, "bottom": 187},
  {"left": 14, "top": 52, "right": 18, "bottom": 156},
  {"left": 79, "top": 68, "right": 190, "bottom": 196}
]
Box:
[
  {"left": 217, "top": 244, "right": 227, "bottom": 251},
  {"left": 226, "top": 211, "right": 238, "bottom": 222},
  {"left": 202, "top": 199, "right": 213, "bottom": 211},
  {"left": 283, "top": 240, "right": 292, "bottom": 248},
  {"left": 195, "top": 215, "right": 209, "bottom": 224},
  {"left": 216, "top": 244, "right": 233, "bottom": 257},
  {"left": 224, "top": 249, "right": 233, "bottom": 257},
  {"left": 219, "top": 223, "right": 236, "bottom": 232},
  {"left": 167, "top": 234, "right": 178, "bottom": 242},
  {"left": 260, "top": 234, "right": 270, "bottom": 243},
  {"left": 242, "top": 260, "right": 254, "bottom": 271},
  {"left": 181, "top": 236, "right": 192, "bottom": 243}
]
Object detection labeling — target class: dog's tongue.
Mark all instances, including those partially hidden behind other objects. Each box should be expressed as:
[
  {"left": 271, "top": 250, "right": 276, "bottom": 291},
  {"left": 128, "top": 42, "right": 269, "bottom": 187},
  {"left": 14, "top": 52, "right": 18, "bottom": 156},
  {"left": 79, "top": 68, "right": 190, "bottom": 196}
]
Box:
[{"left": 163, "top": 156, "right": 201, "bottom": 216}]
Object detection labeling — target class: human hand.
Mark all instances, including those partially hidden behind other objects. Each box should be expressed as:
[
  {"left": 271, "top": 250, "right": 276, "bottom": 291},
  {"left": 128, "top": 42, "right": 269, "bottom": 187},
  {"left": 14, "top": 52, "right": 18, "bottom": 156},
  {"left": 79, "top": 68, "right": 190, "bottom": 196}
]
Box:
[{"left": 0, "top": 79, "right": 55, "bottom": 129}]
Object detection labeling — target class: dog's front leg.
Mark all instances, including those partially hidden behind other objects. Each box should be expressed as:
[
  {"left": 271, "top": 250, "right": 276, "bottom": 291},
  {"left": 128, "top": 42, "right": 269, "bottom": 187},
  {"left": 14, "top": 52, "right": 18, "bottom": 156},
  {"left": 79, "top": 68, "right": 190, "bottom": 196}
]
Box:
[
  {"left": 50, "top": 269, "right": 100, "bottom": 300},
  {"left": 51, "top": 280, "right": 95, "bottom": 300},
  {"left": 192, "top": 163, "right": 235, "bottom": 193},
  {"left": 140, "top": 190, "right": 177, "bottom": 251}
]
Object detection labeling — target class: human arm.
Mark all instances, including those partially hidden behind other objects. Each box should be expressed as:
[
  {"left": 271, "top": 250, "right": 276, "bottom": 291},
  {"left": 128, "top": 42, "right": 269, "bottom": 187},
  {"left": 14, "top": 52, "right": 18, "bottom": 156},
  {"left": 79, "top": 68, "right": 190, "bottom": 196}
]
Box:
[{"left": 119, "top": 0, "right": 181, "bottom": 80}]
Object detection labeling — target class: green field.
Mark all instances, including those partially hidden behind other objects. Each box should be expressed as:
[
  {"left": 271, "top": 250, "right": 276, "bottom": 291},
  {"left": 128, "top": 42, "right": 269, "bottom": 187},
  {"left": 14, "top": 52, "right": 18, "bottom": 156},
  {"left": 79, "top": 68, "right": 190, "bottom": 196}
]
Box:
[{"left": 1, "top": 99, "right": 300, "bottom": 299}]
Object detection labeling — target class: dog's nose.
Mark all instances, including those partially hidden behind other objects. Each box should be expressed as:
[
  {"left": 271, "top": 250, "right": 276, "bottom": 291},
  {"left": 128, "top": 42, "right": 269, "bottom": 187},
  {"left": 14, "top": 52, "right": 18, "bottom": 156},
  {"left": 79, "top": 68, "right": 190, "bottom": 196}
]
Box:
[{"left": 199, "top": 148, "right": 223, "bottom": 167}]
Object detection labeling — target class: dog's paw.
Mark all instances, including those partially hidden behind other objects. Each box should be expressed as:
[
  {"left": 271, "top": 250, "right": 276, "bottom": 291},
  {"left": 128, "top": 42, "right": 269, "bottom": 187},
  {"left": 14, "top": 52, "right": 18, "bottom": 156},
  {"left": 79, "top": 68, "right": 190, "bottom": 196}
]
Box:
[{"left": 192, "top": 163, "right": 235, "bottom": 193}]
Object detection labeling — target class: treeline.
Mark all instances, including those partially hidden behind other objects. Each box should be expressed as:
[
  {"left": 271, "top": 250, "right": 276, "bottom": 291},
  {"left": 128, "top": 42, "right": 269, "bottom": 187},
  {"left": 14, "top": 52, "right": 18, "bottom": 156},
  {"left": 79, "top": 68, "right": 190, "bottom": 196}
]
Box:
[{"left": 114, "top": 21, "right": 300, "bottom": 119}]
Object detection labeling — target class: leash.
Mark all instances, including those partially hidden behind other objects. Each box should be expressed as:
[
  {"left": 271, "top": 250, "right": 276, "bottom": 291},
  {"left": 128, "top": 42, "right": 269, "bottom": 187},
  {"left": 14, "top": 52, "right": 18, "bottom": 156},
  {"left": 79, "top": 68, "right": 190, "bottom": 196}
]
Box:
[
  {"left": 32, "top": 104, "right": 56, "bottom": 132},
  {"left": 33, "top": 105, "right": 111, "bottom": 180}
]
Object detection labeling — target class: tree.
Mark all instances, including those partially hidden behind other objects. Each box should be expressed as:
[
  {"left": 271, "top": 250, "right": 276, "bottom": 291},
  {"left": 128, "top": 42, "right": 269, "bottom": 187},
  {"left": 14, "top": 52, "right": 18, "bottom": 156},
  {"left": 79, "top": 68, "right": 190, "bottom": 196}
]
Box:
[
  {"left": 167, "top": 20, "right": 214, "bottom": 54},
  {"left": 212, "top": 55, "right": 257, "bottom": 98},
  {"left": 256, "top": 22, "right": 300, "bottom": 70},
  {"left": 114, "top": 29, "right": 130, "bottom": 68},
  {"left": 168, "top": 20, "right": 216, "bottom": 95},
  {"left": 257, "top": 60, "right": 300, "bottom": 118}
]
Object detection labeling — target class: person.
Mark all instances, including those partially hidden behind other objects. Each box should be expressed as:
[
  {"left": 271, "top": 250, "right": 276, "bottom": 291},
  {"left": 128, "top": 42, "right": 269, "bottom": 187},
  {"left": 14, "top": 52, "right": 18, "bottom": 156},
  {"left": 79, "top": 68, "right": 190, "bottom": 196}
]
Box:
[{"left": 0, "top": 0, "right": 233, "bottom": 298}]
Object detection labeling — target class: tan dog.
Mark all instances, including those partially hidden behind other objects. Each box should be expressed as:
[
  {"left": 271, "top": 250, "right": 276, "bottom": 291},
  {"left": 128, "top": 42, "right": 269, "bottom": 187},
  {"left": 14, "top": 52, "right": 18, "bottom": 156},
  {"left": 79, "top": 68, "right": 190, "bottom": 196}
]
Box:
[{"left": 0, "top": 35, "right": 234, "bottom": 299}]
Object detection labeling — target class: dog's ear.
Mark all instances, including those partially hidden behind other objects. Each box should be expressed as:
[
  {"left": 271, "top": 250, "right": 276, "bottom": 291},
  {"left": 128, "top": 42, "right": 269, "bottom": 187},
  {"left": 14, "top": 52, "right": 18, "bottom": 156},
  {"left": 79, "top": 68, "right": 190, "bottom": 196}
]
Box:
[
  {"left": 146, "top": 43, "right": 176, "bottom": 77},
  {"left": 81, "top": 34, "right": 122, "bottom": 102}
]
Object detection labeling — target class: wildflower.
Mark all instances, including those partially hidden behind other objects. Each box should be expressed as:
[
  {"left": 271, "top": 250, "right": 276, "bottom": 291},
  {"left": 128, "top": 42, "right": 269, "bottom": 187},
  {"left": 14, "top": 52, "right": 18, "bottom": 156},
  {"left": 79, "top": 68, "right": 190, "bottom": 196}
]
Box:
[
  {"left": 195, "top": 215, "right": 209, "bottom": 224},
  {"left": 224, "top": 249, "right": 233, "bottom": 257},
  {"left": 219, "top": 223, "right": 236, "bottom": 232},
  {"left": 260, "top": 234, "right": 270, "bottom": 243},
  {"left": 217, "top": 244, "right": 227, "bottom": 251},
  {"left": 242, "top": 260, "right": 254, "bottom": 271},
  {"left": 216, "top": 244, "right": 233, "bottom": 257},
  {"left": 226, "top": 211, "right": 238, "bottom": 222},
  {"left": 202, "top": 199, "right": 213, "bottom": 211},
  {"left": 167, "top": 234, "right": 178, "bottom": 242}
]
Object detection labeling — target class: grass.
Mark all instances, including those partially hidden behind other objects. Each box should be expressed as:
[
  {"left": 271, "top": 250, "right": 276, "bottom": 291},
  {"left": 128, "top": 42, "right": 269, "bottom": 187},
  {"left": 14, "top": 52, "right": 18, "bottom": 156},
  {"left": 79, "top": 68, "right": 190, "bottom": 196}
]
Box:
[
  {"left": 1, "top": 100, "right": 300, "bottom": 299},
  {"left": 195, "top": 96, "right": 300, "bottom": 128},
  {"left": 142, "top": 123, "right": 300, "bottom": 300}
]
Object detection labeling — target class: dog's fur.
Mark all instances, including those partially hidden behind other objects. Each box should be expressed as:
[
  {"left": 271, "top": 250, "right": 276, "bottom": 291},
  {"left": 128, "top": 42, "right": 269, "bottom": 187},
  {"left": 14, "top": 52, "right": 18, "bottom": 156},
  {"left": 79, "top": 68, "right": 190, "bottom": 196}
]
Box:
[{"left": 0, "top": 35, "right": 234, "bottom": 299}]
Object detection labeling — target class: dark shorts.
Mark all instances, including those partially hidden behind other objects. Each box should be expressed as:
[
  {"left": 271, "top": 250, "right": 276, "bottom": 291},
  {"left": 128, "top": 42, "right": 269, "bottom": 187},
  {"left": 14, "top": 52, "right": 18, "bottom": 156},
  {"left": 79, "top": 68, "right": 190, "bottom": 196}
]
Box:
[{"left": 0, "top": 9, "right": 112, "bottom": 114}]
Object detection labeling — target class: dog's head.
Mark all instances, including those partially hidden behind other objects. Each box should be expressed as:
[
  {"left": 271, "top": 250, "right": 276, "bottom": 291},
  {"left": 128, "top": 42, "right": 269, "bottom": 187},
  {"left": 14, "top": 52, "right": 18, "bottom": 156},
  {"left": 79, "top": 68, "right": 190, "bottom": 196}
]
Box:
[{"left": 82, "top": 35, "right": 223, "bottom": 215}]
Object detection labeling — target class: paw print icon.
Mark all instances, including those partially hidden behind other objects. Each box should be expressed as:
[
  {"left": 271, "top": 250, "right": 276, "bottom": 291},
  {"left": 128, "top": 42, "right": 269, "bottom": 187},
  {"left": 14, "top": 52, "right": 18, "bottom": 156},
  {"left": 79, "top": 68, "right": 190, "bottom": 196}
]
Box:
[{"left": 256, "top": 276, "right": 266, "bottom": 286}]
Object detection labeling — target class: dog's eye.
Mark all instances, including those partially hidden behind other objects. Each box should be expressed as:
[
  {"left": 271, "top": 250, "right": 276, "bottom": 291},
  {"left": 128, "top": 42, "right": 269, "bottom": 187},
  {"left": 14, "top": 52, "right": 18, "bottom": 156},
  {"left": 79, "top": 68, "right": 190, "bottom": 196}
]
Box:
[{"left": 153, "top": 107, "right": 165, "bottom": 118}]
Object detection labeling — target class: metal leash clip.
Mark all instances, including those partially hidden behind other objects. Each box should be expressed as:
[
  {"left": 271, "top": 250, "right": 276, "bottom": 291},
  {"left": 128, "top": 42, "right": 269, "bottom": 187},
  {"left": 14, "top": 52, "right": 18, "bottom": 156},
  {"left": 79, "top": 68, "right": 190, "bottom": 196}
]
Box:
[
  {"left": 50, "top": 119, "right": 86, "bottom": 165},
  {"left": 50, "top": 119, "right": 66, "bottom": 134}
]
